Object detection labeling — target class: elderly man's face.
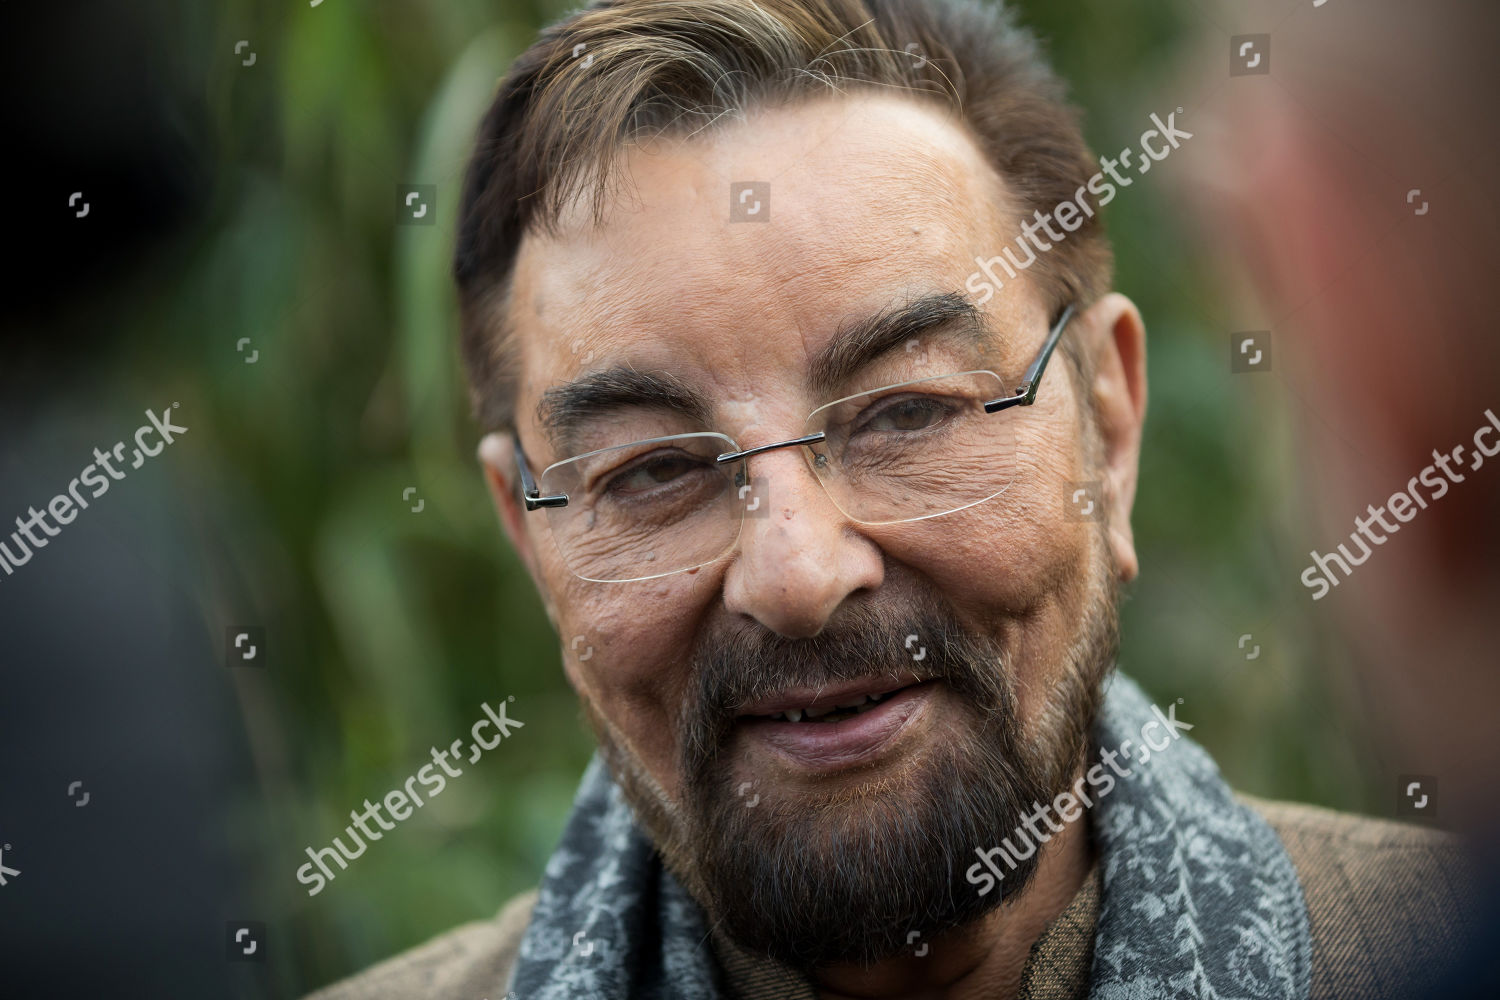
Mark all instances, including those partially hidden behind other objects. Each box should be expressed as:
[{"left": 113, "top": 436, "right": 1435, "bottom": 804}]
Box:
[{"left": 485, "top": 93, "right": 1144, "bottom": 967}]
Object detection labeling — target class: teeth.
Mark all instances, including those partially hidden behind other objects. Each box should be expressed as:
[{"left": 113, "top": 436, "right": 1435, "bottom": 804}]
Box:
[{"left": 764, "top": 688, "right": 904, "bottom": 722}]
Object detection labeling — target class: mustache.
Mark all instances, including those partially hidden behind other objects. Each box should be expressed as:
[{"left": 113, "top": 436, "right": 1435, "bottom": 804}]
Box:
[{"left": 682, "top": 598, "right": 1012, "bottom": 762}]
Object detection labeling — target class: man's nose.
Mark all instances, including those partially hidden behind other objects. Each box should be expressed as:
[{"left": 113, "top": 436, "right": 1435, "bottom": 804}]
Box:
[{"left": 721, "top": 448, "right": 884, "bottom": 639}]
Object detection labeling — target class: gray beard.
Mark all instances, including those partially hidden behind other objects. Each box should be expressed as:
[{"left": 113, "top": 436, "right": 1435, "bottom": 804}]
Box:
[{"left": 584, "top": 564, "right": 1119, "bottom": 970}]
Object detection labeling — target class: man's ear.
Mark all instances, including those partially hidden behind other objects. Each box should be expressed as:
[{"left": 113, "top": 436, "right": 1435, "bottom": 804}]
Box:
[
  {"left": 478, "top": 432, "right": 559, "bottom": 626},
  {"left": 1078, "top": 293, "right": 1147, "bottom": 582}
]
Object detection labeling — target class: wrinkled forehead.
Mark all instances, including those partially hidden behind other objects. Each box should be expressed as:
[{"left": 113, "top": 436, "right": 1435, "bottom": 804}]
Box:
[{"left": 505, "top": 92, "right": 1041, "bottom": 452}]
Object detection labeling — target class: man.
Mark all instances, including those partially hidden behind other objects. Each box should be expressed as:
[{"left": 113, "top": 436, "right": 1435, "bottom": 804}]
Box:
[{"left": 310, "top": 1, "right": 1473, "bottom": 997}]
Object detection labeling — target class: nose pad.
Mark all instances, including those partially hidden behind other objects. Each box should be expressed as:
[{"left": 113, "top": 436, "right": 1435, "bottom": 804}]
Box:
[
  {"left": 805, "top": 442, "right": 837, "bottom": 487},
  {"left": 727, "top": 460, "right": 761, "bottom": 520},
  {"left": 734, "top": 442, "right": 829, "bottom": 523},
  {"left": 732, "top": 440, "right": 876, "bottom": 554},
  {"left": 798, "top": 436, "right": 867, "bottom": 526}
]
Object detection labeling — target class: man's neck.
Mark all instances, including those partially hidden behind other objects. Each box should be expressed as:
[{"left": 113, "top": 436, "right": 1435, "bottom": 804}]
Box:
[{"left": 809, "top": 817, "right": 1095, "bottom": 1000}]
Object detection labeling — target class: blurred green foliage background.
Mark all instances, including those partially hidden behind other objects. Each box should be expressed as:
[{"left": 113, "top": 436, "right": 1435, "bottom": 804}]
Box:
[{"left": 43, "top": 0, "right": 1384, "bottom": 992}]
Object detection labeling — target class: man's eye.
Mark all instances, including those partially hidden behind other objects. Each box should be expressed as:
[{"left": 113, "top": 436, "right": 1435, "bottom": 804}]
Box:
[
  {"left": 854, "top": 395, "right": 954, "bottom": 435},
  {"left": 602, "top": 452, "right": 709, "bottom": 496}
]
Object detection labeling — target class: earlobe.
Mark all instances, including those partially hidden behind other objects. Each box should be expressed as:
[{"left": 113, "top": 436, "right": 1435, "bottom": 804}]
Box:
[{"left": 1080, "top": 294, "right": 1148, "bottom": 582}]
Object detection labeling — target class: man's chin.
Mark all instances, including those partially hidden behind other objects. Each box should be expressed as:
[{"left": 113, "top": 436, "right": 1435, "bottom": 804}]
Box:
[{"left": 694, "top": 692, "right": 1042, "bottom": 969}]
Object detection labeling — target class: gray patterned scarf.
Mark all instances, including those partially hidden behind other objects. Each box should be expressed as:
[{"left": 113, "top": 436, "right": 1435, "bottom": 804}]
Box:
[{"left": 508, "top": 673, "right": 1311, "bottom": 999}]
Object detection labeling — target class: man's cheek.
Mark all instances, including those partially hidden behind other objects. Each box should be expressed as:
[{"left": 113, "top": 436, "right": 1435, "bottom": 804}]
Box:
[
  {"left": 990, "top": 418, "right": 1096, "bottom": 572},
  {"left": 552, "top": 579, "right": 704, "bottom": 712},
  {"left": 890, "top": 484, "right": 1079, "bottom": 607},
  {"left": 559, "top": 629, "right": 689, "bottom": 789}
]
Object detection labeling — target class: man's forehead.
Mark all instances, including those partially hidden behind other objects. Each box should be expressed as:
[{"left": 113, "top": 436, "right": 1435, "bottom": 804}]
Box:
[{"left": 505, "top": 92, "right": 1033, "bottom": 428}]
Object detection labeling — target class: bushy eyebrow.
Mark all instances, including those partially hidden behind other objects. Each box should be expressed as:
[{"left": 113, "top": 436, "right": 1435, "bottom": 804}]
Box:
[
  {"left": 535, "top": 291, "right": 988, "bottom": 455},
  {"left": 807, "top": 291, "right": 989, "bottom": 398},
  {"left": 537, "top": 366, "right": 712, "bottom": 456}
]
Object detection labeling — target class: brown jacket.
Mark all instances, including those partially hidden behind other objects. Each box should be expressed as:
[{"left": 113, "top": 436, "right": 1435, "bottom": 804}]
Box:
[{"left": 305, "top": 797, "right": 1477, "bottom": 999}]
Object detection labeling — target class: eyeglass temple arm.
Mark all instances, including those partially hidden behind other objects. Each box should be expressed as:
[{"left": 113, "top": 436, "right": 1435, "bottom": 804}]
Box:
[
  {"left": 983, "top": 304, "right": 1076, "bottom": 414},
  {"left": 514, "top": 433, "right": 570, "bottom": 510}
]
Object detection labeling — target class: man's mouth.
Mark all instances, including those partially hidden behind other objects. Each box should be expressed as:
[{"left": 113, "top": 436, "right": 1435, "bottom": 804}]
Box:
[
  {"left": 761, "top": 688, "right": 899, "bottom": 723},
  {"left": 733, "top": 678, "right": 937, "bottom": 772}
]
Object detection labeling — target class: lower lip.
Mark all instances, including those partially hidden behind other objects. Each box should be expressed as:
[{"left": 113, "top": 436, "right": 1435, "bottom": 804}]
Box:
[{"left": 736, "top": 683, "right": 935, "bottom": 773}]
